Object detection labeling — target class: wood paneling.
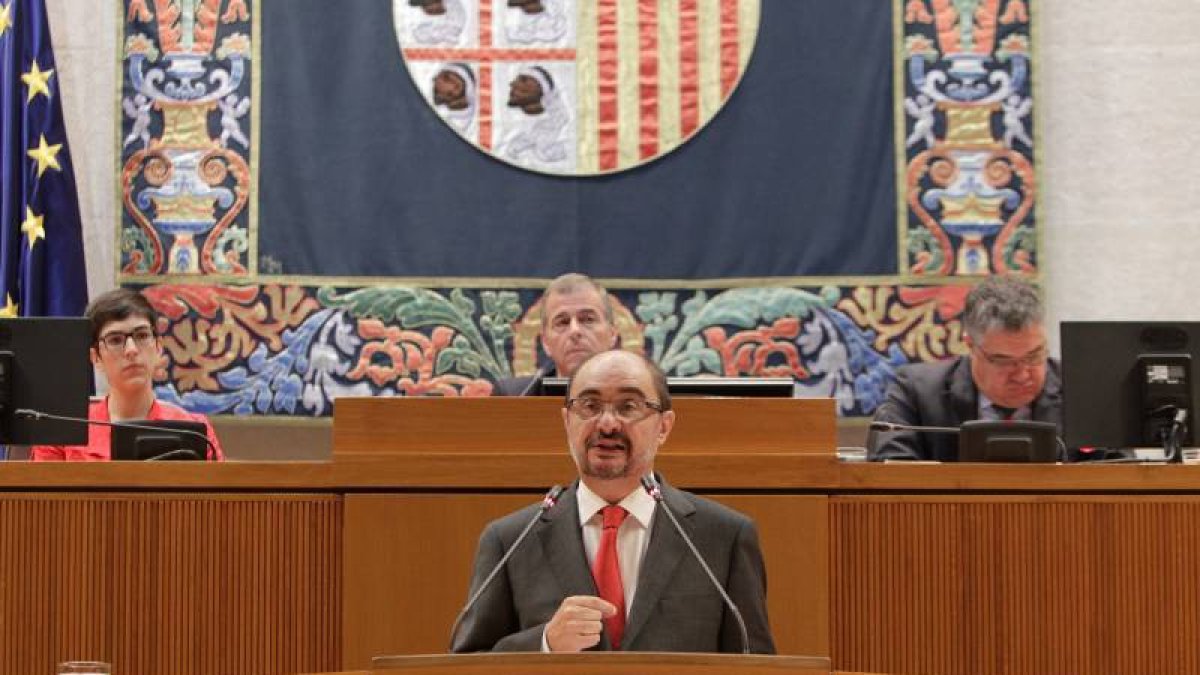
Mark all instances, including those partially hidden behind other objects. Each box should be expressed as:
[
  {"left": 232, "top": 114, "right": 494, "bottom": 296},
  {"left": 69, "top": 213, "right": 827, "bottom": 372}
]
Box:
[
  {"left": 342, "top": 494, "right": 534, "bottom": 669},
  {"left": 342, "top": 493, "right": 828, "bottom": 666},
  {"left": 0, "top": 494, "right": 341, "bottom": 675},
  {"left": 836, "top": 462, "right": 1200, "bottom": 491},
  {"left": 333, "top": 397, "right": 836, "bottom": 457},
  {"left": 0, "top": 454, "right": 838, "bottom": 490},
  {"left": 7, "top": 458, "right": 1200, "bottom": 674},
  {"left": 369, "top": 651, "right": 832, "bottom": 673},
  {"left": 831, "top": 496, "right": 1200, "bottom": 675},
  {"left": 10, "top": 459, "right": 1200, "bottom": 492},
  {"left": 716, "top": 495, "right": 829, "bottom": 659}
]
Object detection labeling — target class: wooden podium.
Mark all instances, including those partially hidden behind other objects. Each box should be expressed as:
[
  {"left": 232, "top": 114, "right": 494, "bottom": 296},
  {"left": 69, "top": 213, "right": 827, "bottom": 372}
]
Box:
[
  {"left": 363, "top": 652, "right": 832, "bottom": 674},
  {"left": 333, "top": 396, "right": 837, "bottom": 668},
  {"left": 6, "top": 396, "right": 1200, "bottom": 674}
]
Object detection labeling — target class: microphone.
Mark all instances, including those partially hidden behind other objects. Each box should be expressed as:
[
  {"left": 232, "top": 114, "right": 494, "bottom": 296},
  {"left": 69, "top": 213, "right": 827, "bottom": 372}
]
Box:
[
  {"left": 15, "top": 408, "right": 217, "bottom": 460},
  {"left": 871, "top": 419, "right": 1073, "bottom": 463},
  {"left": 448, "top": 484, "right": 565, "bottom": 651},
  {"left": 639, "top": 474, "right": 751, "bottom": 654},
  {"left": 516, "top": 361, "right": 554, "bottom": 397},
  {"left": 147, "top": 448, "right": 204, "bottom": 461},
  {"left": 1161, "top": 407, "right": 1189, "bottom": 463},
  {"left": 869, "top": 420, "right": 959, "bottom": 434}
]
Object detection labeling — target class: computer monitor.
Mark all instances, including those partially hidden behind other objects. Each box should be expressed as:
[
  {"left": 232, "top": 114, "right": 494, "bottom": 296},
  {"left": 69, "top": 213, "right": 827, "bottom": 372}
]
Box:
[
  {"left": 0, "top": 318, "right": 90, "bottom": 445},
  {"left": 958, "top": 420, "right": 1060, "bottom": 463},
  {"left": 110, "top": 420, "right": 209, "bottom": 461},
  {"left": 540, "top": 376, "right": 795, "bottom": 398},
  {"left": 1061, "top": 321, "right": 1199, "bottom": 453}
]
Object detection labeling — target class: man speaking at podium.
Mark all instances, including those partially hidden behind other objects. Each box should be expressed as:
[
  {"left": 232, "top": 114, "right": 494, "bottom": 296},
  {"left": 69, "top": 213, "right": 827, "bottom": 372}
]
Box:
[
  {"left": 452, "top": 350, "right": 775, "bottom": 653},
  {"left": 868, "top": 276, "right": 1062, "bottom": 461}
]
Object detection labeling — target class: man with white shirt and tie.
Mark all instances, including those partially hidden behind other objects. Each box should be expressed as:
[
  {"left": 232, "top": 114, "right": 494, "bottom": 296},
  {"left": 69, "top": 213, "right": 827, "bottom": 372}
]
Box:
[
  {"left": 451, "top": 349, "right": 775, "bottom": 653},
  {"left": 868, "top": 275, "right": 1063, "bottom": 461}
]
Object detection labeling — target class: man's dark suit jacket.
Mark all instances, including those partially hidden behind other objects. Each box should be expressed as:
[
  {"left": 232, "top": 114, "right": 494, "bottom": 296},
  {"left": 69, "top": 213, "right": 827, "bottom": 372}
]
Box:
[
  {"left": 451, "top": 479, "right": 776, "bottom": 653},
  {"left": 867, "top": 355, "right": 1063, "bottom": 462}
]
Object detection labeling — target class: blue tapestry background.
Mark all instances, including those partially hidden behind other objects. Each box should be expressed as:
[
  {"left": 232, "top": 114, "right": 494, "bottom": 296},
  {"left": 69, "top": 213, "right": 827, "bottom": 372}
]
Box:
[
  {"left": 257, "top": 0, "right": 896, "bottom": 278},
  {"left": 115, "top": 0, "right": 1038, "bottom": 419}
]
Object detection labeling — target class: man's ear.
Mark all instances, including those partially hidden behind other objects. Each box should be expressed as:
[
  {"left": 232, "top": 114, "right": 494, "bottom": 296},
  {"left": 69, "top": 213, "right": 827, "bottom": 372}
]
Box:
[
  {"left": 89, "top": 347, "right": 100, "bottom": 367},
  {"left": 656, "top": 410, "right": 676, "bottom": 445}
]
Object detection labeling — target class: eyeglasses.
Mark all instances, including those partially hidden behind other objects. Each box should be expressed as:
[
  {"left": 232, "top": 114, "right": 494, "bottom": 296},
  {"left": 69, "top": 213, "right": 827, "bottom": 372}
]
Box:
[
  {"left": 566, "top": 396, "right": 664, "bottom": 422},
  {"left": 973, "top": 344, "right": 1047, "bottom": 371},
  {"left": 98, "top": 327, "right": 156, "bottom": 352}
]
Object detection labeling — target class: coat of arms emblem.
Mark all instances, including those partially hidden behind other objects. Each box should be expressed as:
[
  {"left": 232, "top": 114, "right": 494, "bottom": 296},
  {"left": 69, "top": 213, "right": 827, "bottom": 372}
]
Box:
[{"left": 394, "top": 0, "right": 761, "bottom": 175}]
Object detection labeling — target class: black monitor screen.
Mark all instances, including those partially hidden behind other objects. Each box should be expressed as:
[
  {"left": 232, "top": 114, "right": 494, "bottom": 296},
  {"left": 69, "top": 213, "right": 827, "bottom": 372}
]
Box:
[
  {"left": 0, "top": 318, "right": 90, "bottom": 445},
  {"left": 540, "top": 376, "right": 795, "bottom": 398},
  {"left": 1061, "top": 322, "right": 1200, "bottom": 449},
  {"left": 110, "top": 420, "right": 209, "bottom": 461}
]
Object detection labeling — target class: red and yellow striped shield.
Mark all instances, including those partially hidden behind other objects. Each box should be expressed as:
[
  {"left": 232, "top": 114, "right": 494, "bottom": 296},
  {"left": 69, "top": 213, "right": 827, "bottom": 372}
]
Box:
[{"left": 394, "top": 0, "right": 760, "bottom": 176}]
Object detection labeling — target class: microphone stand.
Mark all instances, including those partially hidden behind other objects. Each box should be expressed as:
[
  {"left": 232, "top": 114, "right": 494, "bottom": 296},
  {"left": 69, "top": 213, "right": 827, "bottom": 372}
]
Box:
[
  {"left": 869, "top": 421, "right": 959, "bottom": 434},
  {"left": 147, "top": 448, "right": 205, "bottom": 461},
  {"left": 448, "top": 485, "right": 565, "bottom": 651},
  {"left": 14, "top": 408, "right": 217, "bottom": 460},
  {"left": 639, "top": 475, "right": 751, "bottom": 654},
  {"left": 515, "top": 362, "right": 554, "bottom": 397}
]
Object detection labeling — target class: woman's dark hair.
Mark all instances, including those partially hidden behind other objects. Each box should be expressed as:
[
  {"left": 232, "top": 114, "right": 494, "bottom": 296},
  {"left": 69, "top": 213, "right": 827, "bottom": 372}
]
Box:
[{"left": 84, "top": 288, "right": 157, "bottom": 344}]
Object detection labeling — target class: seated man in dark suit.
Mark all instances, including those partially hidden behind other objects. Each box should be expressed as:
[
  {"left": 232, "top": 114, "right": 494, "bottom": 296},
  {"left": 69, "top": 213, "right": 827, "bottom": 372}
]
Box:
[
  {"left": 493, "top": 273, "right": 618, "bottom": 395},
  {"left": 868, "top": 276, "right": 1062, "bottom": 461},
  {"left": 454, "top": 350, "right": 775, "bottom": 653}
]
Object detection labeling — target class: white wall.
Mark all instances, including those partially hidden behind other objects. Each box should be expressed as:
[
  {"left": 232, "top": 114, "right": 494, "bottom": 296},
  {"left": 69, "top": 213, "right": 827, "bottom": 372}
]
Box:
[
  {"left": 45, "top": 0, "right": 1200, "bottom": 353},
  {"left": 46, "top": 0, "right": 117, "bottom": 303},
  {"left": 1037, "top": 1, "right": 1200, "bottom": 352}
]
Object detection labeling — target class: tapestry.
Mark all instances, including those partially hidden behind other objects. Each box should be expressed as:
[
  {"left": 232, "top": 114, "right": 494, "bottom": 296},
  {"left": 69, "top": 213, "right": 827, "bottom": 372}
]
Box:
[
  {"left": 115, "top": 0, "right": 1037, "bottom": 419},
  {"left": 394, "top": 0, "right": 760, "bottom": 175}
]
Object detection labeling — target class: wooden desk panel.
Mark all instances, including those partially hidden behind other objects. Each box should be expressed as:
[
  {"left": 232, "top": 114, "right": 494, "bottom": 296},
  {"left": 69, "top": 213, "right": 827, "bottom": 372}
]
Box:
[
  {"left": 4, "top": 461, "right": 1200, "bottom": 675},
  {"left": 342, "top": 494, "right": 534, "bottom": 668},
  {"left": 831, "top": 496, "right": 1200, "bottom": 675},
  {"left": 342, "top": 493, "right": 829, "bottom": 668},
  {"left": 0, "top": 493, "right": 341, "bottom": 675},
  {"left": 333, "top": 397, "right": 836, "bottom": 457},
  {"left": 368, "top": 652, "right": 832, "bottom": 673}
]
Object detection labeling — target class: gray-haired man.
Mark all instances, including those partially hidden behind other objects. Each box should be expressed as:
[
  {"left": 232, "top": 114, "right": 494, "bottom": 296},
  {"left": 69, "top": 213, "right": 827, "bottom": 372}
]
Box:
[
  {"left": 868, "top": 276, "right": 1062, "bottom": 461},
  {"left": 494, "top": 273, "right": 619, "bottom": 396}
]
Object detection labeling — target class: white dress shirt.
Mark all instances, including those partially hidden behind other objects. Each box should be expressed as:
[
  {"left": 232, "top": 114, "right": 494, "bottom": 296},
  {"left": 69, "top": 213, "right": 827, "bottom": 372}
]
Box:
[
  {"left": 541, "top": 481, "right": 658, "bottom": 651},
  {"left": 575, "top": 480, "right": 657, "bottom": 614}
]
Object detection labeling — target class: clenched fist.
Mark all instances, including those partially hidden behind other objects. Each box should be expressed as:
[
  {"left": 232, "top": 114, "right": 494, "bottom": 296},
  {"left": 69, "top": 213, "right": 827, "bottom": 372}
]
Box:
[{"left": 545, "top": 595, "right": 617, "bottom": 652}]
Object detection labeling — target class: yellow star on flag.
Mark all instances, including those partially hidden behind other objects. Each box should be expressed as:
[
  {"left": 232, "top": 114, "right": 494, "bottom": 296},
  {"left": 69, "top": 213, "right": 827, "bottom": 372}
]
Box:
[
  {"left": 0, "top": 295, "right": 17, "bottom": 318},
  {"left": 21, "top": 59, "right": 54, "bottom": 103},
  {"left": 26, "top": 134, "right": 62, "bottom": 177},
  {"left": 0, "top": 4, "right": 12, "bottom": 39},
  {"left": 21, "top": 207, "right": 45, "bottom": 250}
]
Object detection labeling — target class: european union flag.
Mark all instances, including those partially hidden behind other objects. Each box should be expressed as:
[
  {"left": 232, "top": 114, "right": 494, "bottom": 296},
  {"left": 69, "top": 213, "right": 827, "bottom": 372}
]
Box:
[{"left": 0, "top": 0, "right": 86, "bottom": 317}]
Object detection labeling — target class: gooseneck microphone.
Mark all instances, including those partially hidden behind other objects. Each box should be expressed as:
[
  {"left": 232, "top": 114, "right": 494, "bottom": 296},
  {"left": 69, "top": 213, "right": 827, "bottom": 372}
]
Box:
[
  {"left": 448, "top": 484, "right": 565, "bottom": 651},
  {"left": 14, "top": 408, "right": 216, "bottom": 460},
  {"left": 869, "top": 420, "right": 959, "bottom": 434},
  {"left": 639, "top": 474, "right": 751, "bottom": 654},
  {"left": 516, "top": 362, "right": 554, "bottom": 397}
]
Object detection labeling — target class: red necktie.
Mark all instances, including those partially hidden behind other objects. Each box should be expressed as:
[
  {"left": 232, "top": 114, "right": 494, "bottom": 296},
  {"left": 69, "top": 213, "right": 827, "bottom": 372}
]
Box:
[{"left": 592, "top": 505, "right": 628, "bottom": 649}]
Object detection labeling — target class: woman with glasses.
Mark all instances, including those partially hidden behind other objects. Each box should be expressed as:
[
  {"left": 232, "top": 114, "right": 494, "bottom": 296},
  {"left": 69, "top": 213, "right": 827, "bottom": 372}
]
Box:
[{"left": 31, "top": 288, "right": 225, "bottom": 461}]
